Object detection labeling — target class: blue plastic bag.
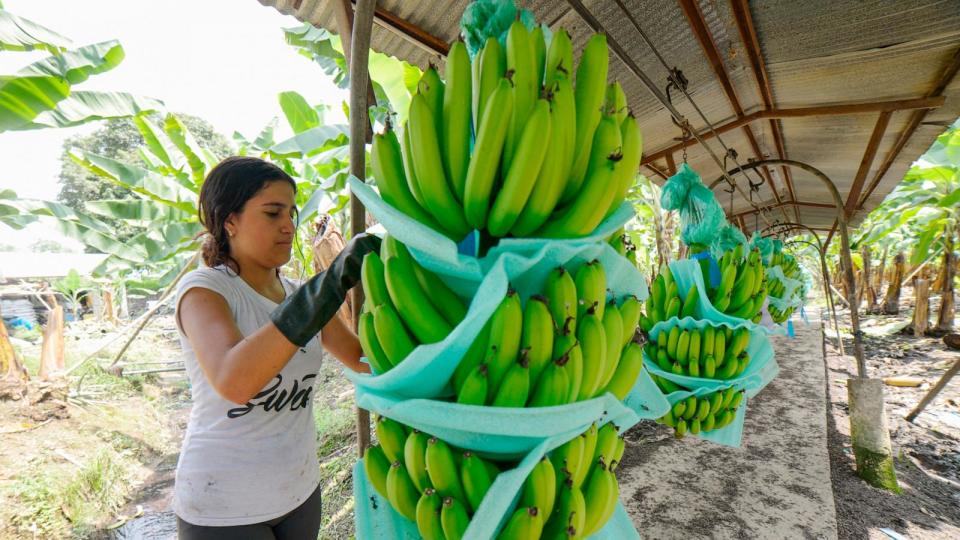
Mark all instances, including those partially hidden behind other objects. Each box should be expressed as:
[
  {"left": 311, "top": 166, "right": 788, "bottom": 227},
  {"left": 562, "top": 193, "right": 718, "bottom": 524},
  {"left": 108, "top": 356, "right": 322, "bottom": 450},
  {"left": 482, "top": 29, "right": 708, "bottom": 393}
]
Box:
[
  {"left": 353, "top": 427, "right": 642, "bottom": 539},
  {"left": 355, "top": 365, "right": 669, "bottom": 459},
  {"left": 669, "top": 259, "right": 786, "bottom": 335}
]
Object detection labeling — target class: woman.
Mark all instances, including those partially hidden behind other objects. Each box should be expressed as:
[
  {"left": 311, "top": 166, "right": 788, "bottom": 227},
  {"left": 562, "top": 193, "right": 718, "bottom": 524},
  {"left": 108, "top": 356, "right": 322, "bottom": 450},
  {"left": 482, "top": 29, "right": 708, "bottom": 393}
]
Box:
[{"left": 174, "top": 156, "right": 379, "bottom": 539}]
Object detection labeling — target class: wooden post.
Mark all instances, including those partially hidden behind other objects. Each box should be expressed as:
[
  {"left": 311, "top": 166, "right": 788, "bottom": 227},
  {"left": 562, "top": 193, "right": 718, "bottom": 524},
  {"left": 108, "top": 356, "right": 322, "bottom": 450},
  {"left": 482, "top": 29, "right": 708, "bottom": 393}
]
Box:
[
  {"left": 101, "top": 288, "right": 116, "bottom": 324},
  {"left": 883, "top": 253, "right": 905, "bottom": 314},
  {"left": 38, "top": 304, "right": 65, "bottom": 379},
  {"left": 914, "top": 279, "right": 930, "bottom": 337},
  {"left": 861, "top": 246, "right": 873, "bottom": 310},
  {"left": 936, "top": 231, "right": 956, "bottom": 332},
  {"left": 1, "top": 303, "right": 29, "bottom": 383},
  {"left": 905, "top": 358, "right": 960, "bottom": 423},
  {"left": 871, "top": 245, "right": 888, "bottom": 312},
  {"left": 343, "top": 0, "right": 377, "bottom": 458}
]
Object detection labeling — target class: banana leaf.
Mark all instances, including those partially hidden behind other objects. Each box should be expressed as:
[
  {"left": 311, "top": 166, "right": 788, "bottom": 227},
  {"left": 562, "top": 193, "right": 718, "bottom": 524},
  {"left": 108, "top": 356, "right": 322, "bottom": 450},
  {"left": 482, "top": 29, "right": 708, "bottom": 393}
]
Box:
[
  {"left": 0, "top": 9, "right": 71, "bottom": 52},
  {"left": 163, "top": 114, "right": 216, "bottom": 186},
  {"left": 84, "top": 198, "right": 192, "bottom": 226},
  {"left": 16, "top": 40, "right": 123, "bottom": 83},
  {"left": 17, "top": 90, "right": 162, "bottom": 130},
  {"left": 278, "top": 90, "right": 320, "bottom": 134},
  {"left": 69, "top": 149, "right": 197, "bottom": 212},
  {"left": 0, "top": 75, "right": 70, "bottom": 131},
  {"left": 268, "top": 124, "right": 349, "bottom": 159}
]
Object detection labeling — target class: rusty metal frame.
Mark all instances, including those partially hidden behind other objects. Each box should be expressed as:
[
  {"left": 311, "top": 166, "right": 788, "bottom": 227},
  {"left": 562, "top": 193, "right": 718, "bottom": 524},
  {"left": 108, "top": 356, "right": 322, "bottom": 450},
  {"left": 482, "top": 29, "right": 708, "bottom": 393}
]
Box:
[{"left": 712, "top": 159, "right": 866, "bottom": 377}]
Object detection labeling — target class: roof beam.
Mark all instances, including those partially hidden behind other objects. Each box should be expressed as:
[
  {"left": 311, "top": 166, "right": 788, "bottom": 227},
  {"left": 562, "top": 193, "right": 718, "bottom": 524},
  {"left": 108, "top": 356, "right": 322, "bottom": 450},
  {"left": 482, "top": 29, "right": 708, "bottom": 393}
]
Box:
[
  {"left": 729, "top": 200, "right": 839, "bottom": 220},
  {"left": 856, "top": 46, "right": 960, "bottom": 208},
  {"left": 645, "top": 163, "right": 669, "bottom": 181},
  {"left": 845, "top": 112, "right": 892, "bottom": 217},
  {"left": 677, "top": 0, "right": 787, "bottom": 222},
  {"left": 351, "top": 0, "right": 449, "bottom": 58},
  {"left": 641, "top": 96, "right": 945, "bottom": 165},
  {"left": 729, "top": 0, "right": 799, "bottom": 223}
]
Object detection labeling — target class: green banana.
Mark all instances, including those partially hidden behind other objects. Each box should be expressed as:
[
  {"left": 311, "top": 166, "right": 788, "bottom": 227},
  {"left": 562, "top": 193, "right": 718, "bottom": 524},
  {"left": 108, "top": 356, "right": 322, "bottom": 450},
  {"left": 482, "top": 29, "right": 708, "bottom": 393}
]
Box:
[
  {"left": 582, "top": 462, "right": 617, "bottom": 537},
  {"left": 728, "top": 264, "right": 755, "bottom": 311},
  {"left": 371, "top": 126, "right": 446, "bottom": 234},
  {"left": 529, "top": 353, "right": 571, "bottom": 407},
  {"left": 676, "top": 329, "right": 691, "bottom": 366},
  {"left": 688, "top": 330, "right": 701, "bottom": 368},
  {"left": 464, "top": 77, "right": 514, "bottom": 230},
  {"left": 372, "top": 303, "right": 417, "bottom": 366},
  {"left": 594, "top": 423, "right": 619, "bottom": 466},
  {"left": 703, "top": 355, "right": 716, "bottom": 378},
  {"left": 400, "top": 122, "right": 427, "bottom": 207},
  {"left": 452, "top": 321, "right": 491, "bottom": 394},
  {"left": 441, "top": 496, "right": 470, "bottom": 540},
  {"left": 575, "top": 307, "right": 607, "bottom": 401},
  {"left": 416, "top": 488, "right": 445, "bottom": 540},
  {"left": 550, "top": 433, "right": 584, "bottom": 487},
  {"left": 546, "top": 477, "right": 585, "bottom": 539},
  {"left": 498, "top": 507, "right": 543, "bottom": 540},
  {"left": 521, "top": 457, "right": 556, "bottom": 520},
  {"left": 442, "top": 40, "right": 472, "bottom": 202},
  {"left": 688, "top": 352, "right": 701, "bottom": 377},
  {"left": 716, "top": 354, "right": 739, "bottom": 379},
  {"left": 544, "top": 266, "right": 578, "bottom": 332},
  {"left": 383, "top": 239, "right": 452, "bottom": 343},
  {"left": 713, "top": 330, "right": 726, "bottom": 367},
  {"left": 730, "top": 390, "right": 744, "bottom": 410},
  {"left": 566, "top": 342, "right": 584, "bottom": 404},
  {"left": 503, "top": 19, "right": 536, "bottom": 174},
  {"left": 460, "top": 451, "right": 494, "bottom": 514},
  {"left": 538, "top": 158, "right": 618, "bottom": 238},
  {"left": 727, "top": 328, "right": 750, "bottom": 360},
  {"left": 709, "top": 391, "right": 724, "bottom": 414},
  {"left": 491, "top": 351, "right": 531, "bottom": 408},
  {"left": 618, "top": 295, "right": 641, "bottom": 347},
  {"left": 721, "top": 387, "right": 736, "bottom": 409},
  {"left": 681, "top": 284, "right": 699, "bottom": 318},
  {"left": 387, "top": 460, "right": 419, "bottom": 521},
  {"left": 544, "top": 28, "right": 573, "bottom": 87},
  {"left": 611, "top": 435, "right": 626, "bottom": 471},
  {"left": 521, "top": 294, "right": 556, "bottom": 385},
  {"left": 585, "top": 114, "right": 622, "bottom": 186},
  {"left": 361, "top": 252, "right": 393, "bottom": 311},
  {"left": 457, "top": 363, "right": 489, "bottom": 405},
  {"left": 574, "top": 260, "right": 607, "bottom": 320},
  {"left": 531, "top": 25, "right": 546, "bottom": 85},
  {"left": 411, "top": 258, "right": 467, "bottom": 327},
  {"left": 657, "top": 348, "right": 671, "bottom": 372},
  {"left": 358, "top": 311, "right": 393, "bottom": 374},
  {"left": 665, "top": 296, "right": 681, "bottom": 320},
  {"left": 425, "top": 437, "right": 467, "bottom": 503},
  {"left": 488, "top": 97, "right": 552, "bottom": 236},
  {"left": 363, "top": 444, "right": 391, "bottom": 499},
  {"left": 682, "top": 396, "right": 697, "bottom": 421},
  {"left": 511, "top": 83, "right": 570, "bottom": 236},
  {"left": 607, "top": 80, "right": 627, "bottom": 123},
  {"left": 606, "top": 112, "right": 643, "bottom": 218},
  {"left": 564, "top": 33, "right": 609, "bottom": 202},
  {"left": 404, "top": 430, "right": 431, "bottom": 493},
  {"left": 702, "top": 326, "right": 716, "bottom": 363},
  {"left": 418, "top": 66, "right": 445, "bottom": 136},
  {"left": 597, "top": 301, "right": 623, "bottom": 392},
  {"left": 375, "top": 415, "right": 407, "bottom": 464},
  {"left": 574, "top": 423, "right": 599, "bottom": 488},
  {"left": 713, "top": 264, "right": 736, "bottom": 304},
  {"left": 675, "top": 418, "right": 688, "bottom": 438},
  {"left": 475, "top": 37, "right": 505, "bottom": 131},
  {"left": 487, "top": 290, "right": 523, "bottom": 393},
  {"left": 408, "top": 91, "right": 470, "bottom": 238},
  {"left": 702, "top": 413, "right": 716, "bottom": 432},
  {"left": 666, "top": 326, "right": 681, "bottom": 359}
]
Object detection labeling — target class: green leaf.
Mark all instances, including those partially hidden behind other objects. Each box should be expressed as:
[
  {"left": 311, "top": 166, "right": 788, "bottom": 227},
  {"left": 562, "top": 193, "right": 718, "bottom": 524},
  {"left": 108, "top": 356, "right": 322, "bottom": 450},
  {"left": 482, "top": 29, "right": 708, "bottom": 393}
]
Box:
[
  {"left": 0, "top": 9, "right": 71, "bottom": 52},
  {"left": 278, "top": 91, "right": 320, "bottom": 134},
  {"left": 163, "top": 114, "right": 214, "bottom": 185},
  {"left": 15, "top": 90, "right": 162, "bottom": 130},
  {"left": 911, "top": 226, "right": 941, "bottom": 266},
  {"left": 84, "top": 199, "right": 191, "bottom": 225},
  {"left": 938, "top": 186, "right": 960, "bottom": 208},
  {"left": 69, "top": 149, "right": 197, "bottom": 212},
  {"left": 134, "top": 115, "right": 176, "bottom": 167},
  {"left": 0, "top": 74, "right": 70, "bottom": 131},
  {"left": 268, "top": 124, "right": 349, "bottom": 159},
  {"left": 17, "top": 40, "right": 124, "bottom": 83}
]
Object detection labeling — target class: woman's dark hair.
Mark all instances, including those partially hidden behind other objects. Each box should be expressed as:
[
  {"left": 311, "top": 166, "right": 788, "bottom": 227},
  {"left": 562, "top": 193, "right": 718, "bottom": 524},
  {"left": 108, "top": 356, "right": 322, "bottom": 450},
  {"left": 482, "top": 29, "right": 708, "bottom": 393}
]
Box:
[{"left": 198, "top": 156, "right": 296, "bottom": 272}]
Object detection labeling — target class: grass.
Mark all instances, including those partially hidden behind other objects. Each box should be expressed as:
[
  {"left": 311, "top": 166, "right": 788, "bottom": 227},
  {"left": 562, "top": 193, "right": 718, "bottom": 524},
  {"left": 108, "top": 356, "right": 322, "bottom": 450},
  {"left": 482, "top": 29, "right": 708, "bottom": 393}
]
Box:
[{"left": 314, "top": 389, "right": 359, "bottom": 539}]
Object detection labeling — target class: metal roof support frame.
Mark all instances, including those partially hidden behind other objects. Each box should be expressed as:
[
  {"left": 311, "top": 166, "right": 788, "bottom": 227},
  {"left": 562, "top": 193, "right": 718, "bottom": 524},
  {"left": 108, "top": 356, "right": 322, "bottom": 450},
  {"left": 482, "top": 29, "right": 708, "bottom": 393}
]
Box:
[
  {"left": 721, "top": 160, "right": 901, "bottom": 491},
  {"left": 340, "top": 0, "right": 376, "bottom": 456}
]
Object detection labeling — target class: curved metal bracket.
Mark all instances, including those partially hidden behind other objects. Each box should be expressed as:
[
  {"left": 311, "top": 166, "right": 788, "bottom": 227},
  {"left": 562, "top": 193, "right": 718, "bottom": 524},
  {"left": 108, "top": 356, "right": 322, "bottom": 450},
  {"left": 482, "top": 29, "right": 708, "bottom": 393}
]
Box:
[{"left": 709, "top": 159, "right": 866, "bottom": 377}]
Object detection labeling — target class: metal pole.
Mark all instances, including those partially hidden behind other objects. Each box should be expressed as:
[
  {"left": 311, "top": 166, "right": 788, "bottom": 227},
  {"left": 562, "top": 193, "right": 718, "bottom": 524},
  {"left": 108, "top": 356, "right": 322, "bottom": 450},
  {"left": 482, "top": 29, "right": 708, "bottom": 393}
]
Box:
[
  {"left": 712, "top": 159, "right": 866, "bottom": 377},
  {"left": 348, "top": 0, "right": 376, "bottom": 456}
]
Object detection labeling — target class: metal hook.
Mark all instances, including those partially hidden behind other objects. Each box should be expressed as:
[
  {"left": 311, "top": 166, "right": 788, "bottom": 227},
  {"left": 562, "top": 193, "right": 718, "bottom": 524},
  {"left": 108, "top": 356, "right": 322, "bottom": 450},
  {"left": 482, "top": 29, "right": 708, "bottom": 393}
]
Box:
[{"left": 665, "top": 68, "right": 692, "bottom": 163}]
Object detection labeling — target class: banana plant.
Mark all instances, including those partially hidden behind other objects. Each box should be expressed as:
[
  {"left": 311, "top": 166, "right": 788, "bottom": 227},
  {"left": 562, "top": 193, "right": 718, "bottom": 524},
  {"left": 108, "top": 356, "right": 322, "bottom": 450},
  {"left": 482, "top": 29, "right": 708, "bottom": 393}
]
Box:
[{"left": 0, "top": 6, "right": 161, "bottom": 132}]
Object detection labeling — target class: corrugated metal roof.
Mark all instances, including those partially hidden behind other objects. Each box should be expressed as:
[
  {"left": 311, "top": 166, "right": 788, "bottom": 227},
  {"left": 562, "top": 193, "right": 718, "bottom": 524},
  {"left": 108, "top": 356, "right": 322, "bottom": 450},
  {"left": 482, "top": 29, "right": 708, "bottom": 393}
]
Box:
[{"left": 259, "top": 0, "right": 960, "bottom": 233}]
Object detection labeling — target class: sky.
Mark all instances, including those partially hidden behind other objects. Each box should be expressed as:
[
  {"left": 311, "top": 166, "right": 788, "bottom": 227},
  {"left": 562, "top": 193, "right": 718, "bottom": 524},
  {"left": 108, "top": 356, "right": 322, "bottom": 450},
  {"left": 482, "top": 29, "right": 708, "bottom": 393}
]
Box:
[{"left": 0, "top": 0, "right": 348, "bottom": 249}]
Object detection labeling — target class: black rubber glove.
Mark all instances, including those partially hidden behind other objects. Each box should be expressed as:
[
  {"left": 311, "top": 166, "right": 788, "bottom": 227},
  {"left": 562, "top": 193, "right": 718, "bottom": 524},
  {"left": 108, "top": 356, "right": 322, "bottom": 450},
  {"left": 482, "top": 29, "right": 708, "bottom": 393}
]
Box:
[{"left": 271, "top": 232, "right": 382, "bottom": 347}]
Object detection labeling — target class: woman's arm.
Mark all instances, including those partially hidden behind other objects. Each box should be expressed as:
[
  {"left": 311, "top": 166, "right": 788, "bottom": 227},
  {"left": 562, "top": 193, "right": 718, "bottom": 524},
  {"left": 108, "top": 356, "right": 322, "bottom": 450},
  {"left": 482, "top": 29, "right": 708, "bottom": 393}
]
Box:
[
  {"left": 179, "top": 287, "right": 300, "bottom": 404},
  {"left": 321, "top": 313, "right": 371, "bottom": 374}
]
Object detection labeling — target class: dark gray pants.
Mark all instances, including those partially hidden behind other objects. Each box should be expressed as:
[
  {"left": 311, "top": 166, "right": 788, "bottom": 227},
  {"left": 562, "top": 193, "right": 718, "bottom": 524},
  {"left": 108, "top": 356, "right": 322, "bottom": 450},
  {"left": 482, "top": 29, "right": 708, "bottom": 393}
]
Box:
[{"left": 176, "top": 483, "right": 321, "bottom": 539}]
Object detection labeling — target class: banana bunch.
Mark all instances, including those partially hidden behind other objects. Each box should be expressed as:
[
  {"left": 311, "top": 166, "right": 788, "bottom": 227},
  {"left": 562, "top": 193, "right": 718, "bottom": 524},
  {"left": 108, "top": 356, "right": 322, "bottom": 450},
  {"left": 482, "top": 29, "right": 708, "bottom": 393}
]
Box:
[
  {"left": 452, "top": 260, "right": 646, "bottom": 407},
  {"left": 364, "top": 418, "right": 625, "bottom": 539},
  {"left": 364, "top": 416, "right": 503, "bottom": 539},
  {"left": 360, "top": 235, "right": 483, "bottom": 374},
  {"left": 371, "top": 24, "right": 643, "bottom": 242},
  {"left": 638, "top": 264, "right": 701, "bottom": 332},
  {"left": 542, "top": 422, "right": 625, "bottom": 538},
  {"left": 766, "top": 251, "right": 802, "bottom": 323},
  {"left": 699, "top": 245, "right": 768, "bottom": 323},
  {"left": 645, "top": 323, "right": 753, "bottom": 380},
  {"left": 769, "top": 251, "right": 801, "bottom": 280},
  {"left": 651, "top": 377, "right": 745, "bottom": 438}
]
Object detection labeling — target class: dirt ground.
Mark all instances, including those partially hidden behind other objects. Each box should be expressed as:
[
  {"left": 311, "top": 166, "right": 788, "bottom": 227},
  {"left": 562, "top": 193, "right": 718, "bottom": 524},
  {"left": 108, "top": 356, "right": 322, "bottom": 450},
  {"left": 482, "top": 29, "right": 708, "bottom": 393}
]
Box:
[{"left": 825, "top": 290, "right": 960, "bottom": 540}]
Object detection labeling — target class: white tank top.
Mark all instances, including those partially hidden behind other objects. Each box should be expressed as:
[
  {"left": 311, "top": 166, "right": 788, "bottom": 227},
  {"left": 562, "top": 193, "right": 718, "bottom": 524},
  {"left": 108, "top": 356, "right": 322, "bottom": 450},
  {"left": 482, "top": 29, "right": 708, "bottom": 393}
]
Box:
[{"left": 172, "top": 266, "right": 324, "bottom": 526}]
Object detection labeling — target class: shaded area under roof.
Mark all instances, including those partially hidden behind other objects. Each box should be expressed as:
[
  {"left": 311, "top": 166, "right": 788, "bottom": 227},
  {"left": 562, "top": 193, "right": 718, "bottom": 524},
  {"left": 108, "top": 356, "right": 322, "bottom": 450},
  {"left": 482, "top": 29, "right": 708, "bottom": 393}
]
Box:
[{"left": 259, "top": 0, "right": 960, "bottom": 236}]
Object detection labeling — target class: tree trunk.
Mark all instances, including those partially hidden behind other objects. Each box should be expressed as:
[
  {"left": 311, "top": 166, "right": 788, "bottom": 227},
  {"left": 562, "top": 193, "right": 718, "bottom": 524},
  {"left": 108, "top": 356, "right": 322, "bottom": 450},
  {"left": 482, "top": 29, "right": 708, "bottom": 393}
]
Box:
[
  {"left": 100, "top": 289, "right": 116, "bottom": 324},
  {"left": 914, "top": 279, "right": 930, "bottom": 337},
  {"left": 859, "top": 246, "right": 872, "bottom": 310},
  {"left": 1, "top": 304, "right": 29, "bottom": 384},
  {"left": 936, "top": 233, "right": 956, "bottom": 332},
  {"left": 883, "top": 253, "right": 905, "bottom": 315},
  {"left": 39, "top": 305, "right": 65, "bottom": 379},
  {"left": 872, "top": 245, "right": 888, "bottom": 313}
]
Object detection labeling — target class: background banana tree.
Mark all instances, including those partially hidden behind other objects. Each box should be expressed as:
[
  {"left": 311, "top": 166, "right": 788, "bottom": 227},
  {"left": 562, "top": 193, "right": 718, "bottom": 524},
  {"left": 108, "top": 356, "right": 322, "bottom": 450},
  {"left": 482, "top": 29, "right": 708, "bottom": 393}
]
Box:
[{"left": 0, "top": 4, "right": 161, "bottom": 132}]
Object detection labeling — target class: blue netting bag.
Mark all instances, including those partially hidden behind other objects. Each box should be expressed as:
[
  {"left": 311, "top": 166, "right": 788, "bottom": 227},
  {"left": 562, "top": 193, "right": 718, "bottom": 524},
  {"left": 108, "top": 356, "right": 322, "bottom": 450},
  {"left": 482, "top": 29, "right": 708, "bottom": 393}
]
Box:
[
  {"left": 660, "top": 164, "right": 726, "bottom": 247},
  {"left": 459, "top": 0, "right": 536, "bottom": 58},
  {"left": 749, "top": 232, "right": 776, "bottom": 267}
]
